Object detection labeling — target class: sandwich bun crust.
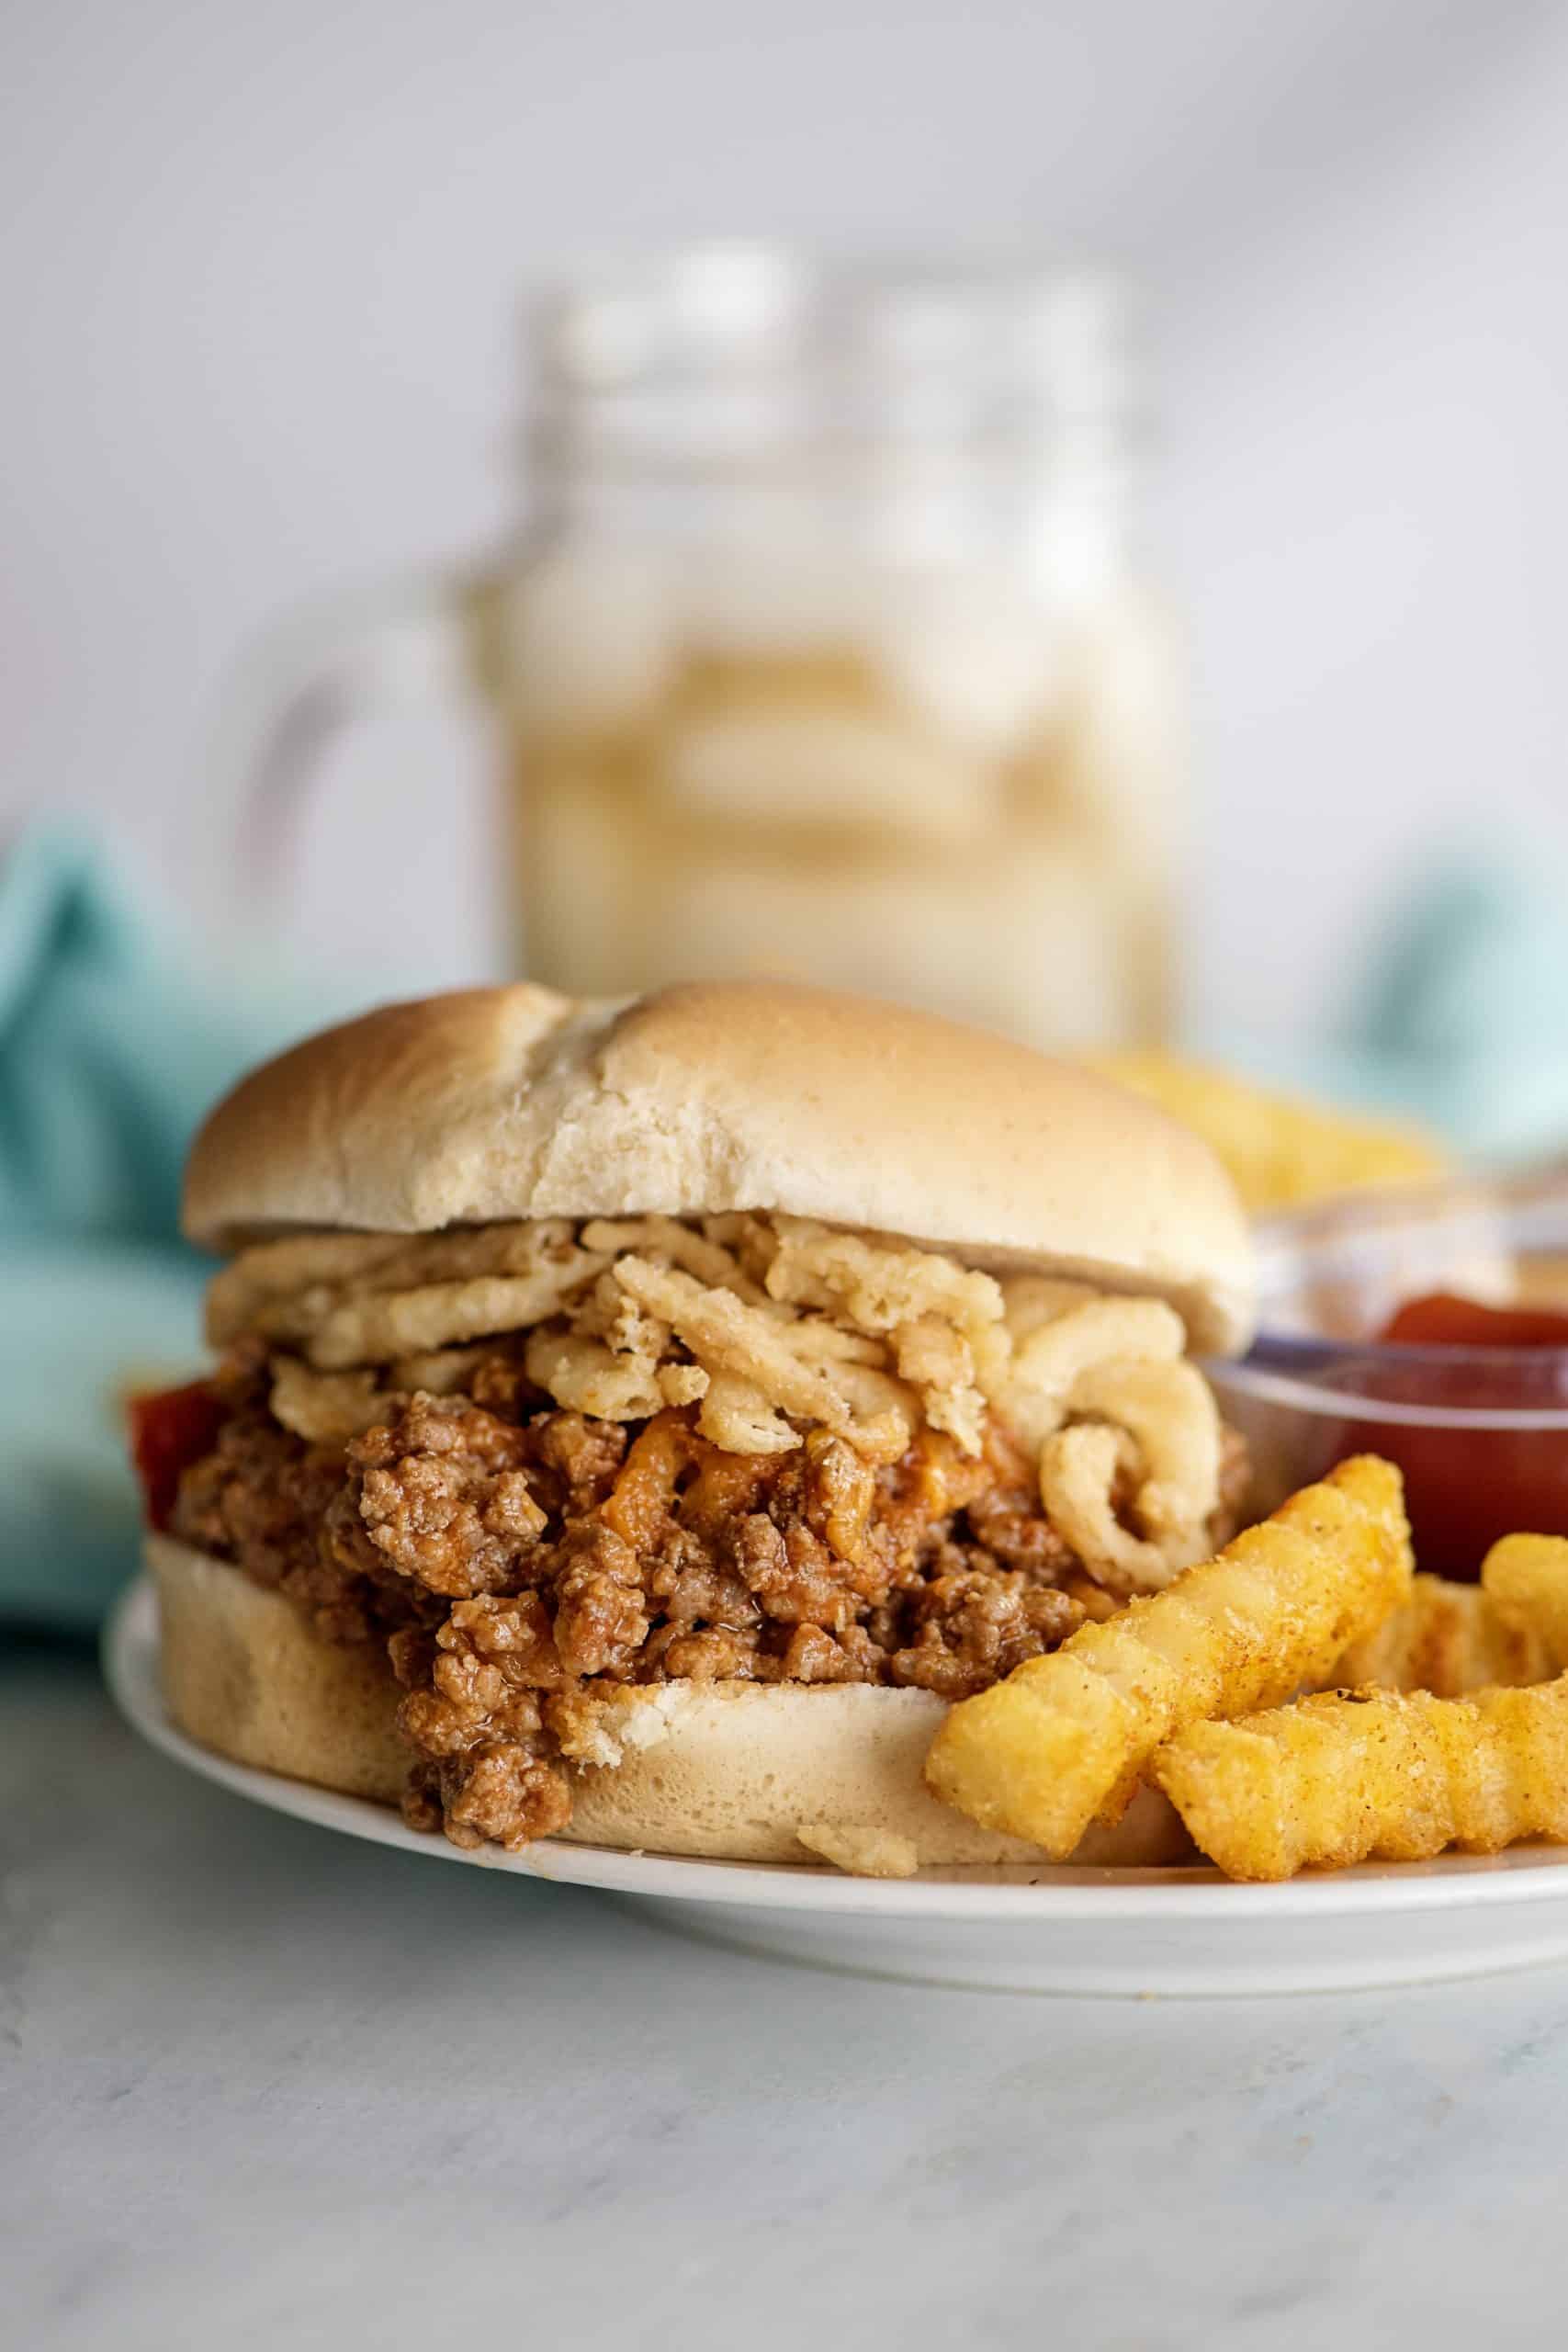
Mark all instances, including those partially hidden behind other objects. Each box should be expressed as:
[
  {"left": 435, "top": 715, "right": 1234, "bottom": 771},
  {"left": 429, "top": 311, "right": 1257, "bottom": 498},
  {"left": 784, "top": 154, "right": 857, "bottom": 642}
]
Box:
[
  {"left": 148, "top": 1535, "right": 1190, "bottom": 1871},
  {"left": 183, "top": 979, "right": 1255, "bottom": 1353}
]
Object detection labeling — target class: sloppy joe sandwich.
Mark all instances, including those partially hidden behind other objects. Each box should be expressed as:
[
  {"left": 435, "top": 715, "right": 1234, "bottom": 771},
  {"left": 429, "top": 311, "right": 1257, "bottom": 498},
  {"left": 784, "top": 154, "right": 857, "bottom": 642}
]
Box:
[{"left": 132, "top": 978, "right": 1257, "bottom": 1871}]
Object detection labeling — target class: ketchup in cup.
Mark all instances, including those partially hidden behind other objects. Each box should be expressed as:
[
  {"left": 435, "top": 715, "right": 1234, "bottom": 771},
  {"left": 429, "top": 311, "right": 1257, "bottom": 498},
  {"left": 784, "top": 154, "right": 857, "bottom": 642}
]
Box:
[
  {"left": 1380, "top": 1294, "right": 1568, "bottom": 1352},
  {"left": 1344, "top": 1293, "right": 1568, "bottom": 1579}
]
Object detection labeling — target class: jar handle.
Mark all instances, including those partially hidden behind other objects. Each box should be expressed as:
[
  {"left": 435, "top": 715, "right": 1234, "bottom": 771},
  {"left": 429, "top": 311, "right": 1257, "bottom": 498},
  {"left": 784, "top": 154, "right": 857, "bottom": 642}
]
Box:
[{"left": 200, "top": 570, "right": 481, "bottom": 920}]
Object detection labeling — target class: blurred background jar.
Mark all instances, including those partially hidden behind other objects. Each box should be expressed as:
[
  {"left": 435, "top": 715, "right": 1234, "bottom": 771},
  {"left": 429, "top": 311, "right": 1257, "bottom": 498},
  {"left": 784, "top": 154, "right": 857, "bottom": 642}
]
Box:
[{"left": 234, "top": 246, "right": 1184, "bottom": 1049}]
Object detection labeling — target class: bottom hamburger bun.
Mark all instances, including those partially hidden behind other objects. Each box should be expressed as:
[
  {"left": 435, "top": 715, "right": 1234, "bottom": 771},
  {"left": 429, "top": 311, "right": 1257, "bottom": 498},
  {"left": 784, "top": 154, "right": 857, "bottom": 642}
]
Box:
[{"left": 148, "top": 1533, "right": 1190, "bottom": 1871}]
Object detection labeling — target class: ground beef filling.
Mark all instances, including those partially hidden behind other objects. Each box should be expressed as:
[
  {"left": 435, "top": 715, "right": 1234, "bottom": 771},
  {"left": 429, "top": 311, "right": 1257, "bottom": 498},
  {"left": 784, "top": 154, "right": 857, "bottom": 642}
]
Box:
[{"left": 171, "top": 1348, "right": 1249, "bottom": 1851}]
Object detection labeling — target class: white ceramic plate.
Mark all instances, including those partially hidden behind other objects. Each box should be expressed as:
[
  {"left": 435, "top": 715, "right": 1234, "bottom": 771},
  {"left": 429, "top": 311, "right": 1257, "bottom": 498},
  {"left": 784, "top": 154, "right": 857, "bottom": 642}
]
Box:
[{"left": 105, "top": 1576, "right": 1568, "bottom": 1996}]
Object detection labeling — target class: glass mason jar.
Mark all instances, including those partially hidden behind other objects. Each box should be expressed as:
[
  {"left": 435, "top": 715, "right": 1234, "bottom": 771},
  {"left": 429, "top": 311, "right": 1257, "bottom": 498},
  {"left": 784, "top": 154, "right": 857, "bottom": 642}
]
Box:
[{"left": 224, "top": 246, "right": 1183, "bottom": 1049}]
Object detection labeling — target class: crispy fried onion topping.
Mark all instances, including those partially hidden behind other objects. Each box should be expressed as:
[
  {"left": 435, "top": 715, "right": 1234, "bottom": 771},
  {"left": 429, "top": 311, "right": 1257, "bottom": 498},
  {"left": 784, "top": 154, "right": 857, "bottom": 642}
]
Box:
[{"left": 226, "top": 1213, "right": 1220, "bottom": 1589}]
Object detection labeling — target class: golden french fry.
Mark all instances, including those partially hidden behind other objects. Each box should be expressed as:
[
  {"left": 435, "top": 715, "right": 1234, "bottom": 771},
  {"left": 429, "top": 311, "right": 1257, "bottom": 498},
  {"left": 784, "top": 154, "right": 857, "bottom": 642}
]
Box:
[
  {"left": 923, "top": 1456, "right": 1412, "bottom": 1859},
  {"left": 1482, "top": 1535, "right": 1568, "bottom": 1668},
  {"left": 1089, "top": 1053, "right": 1446, "bottom": 1213},
  {"left": 1154, "top": 1679, "right": 1568, "bottom": 1881},
  {"left": 1329, "top": 1572, "right": 1552, "bottom": 1697}
]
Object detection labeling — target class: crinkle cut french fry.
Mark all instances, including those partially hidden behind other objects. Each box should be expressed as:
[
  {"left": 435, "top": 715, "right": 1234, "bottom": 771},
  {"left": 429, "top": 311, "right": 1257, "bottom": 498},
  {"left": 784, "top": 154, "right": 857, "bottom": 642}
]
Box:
[
  {"left": 1153, "top": 1679, "right": 1568, "bottom": 1882},
  {"left": 1329, "top": 1572, "right": 1552, "bottom": 1697},
  {"left": 923, "top": 1456, "right": 1412, "bottom": 1860},
  {"left": 1482, "top": 1535, "right": 1568, "bottom": 1668}
]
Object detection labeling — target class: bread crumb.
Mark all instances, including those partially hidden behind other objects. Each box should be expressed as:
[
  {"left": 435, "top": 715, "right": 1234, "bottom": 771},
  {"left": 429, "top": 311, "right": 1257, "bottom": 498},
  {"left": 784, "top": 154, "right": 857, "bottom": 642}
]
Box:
[
  {"left": 795, "top": 1822, "right": 920, "bottom": 1879},
  {"left": 560, "top": 1685, "right": 689, "bottom": 1770}
]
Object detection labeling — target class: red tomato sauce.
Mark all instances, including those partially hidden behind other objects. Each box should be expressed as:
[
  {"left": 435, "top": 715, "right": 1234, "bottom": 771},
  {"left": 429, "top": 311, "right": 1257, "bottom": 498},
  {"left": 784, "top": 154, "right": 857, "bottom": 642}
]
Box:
[
  {"left": 127, "top": 1380, "right": 225, "bottom": 1532},
  {"left": 1345, "top": 1293, "right": 1568, "bottom": 1578},
  {"left": 1378, "top": 1293, "right": 1568, "bottom": 1351}
]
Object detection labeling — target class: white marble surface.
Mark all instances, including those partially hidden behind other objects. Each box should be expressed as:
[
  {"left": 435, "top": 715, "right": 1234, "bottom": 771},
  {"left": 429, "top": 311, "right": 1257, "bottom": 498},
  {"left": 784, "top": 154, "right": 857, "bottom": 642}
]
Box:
[{"left": 6, "top": 1648, "right": 1568, "bottom": 2351}]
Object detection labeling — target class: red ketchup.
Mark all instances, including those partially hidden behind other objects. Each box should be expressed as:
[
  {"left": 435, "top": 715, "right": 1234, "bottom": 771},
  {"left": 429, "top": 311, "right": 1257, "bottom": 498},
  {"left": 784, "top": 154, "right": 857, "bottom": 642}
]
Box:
[
  {"left": 127, "top": 1380, "right": 225, "bottom": 1532},
  {"left": 1348, "top": 1293, "right": 1568, "bottom": 1578}
]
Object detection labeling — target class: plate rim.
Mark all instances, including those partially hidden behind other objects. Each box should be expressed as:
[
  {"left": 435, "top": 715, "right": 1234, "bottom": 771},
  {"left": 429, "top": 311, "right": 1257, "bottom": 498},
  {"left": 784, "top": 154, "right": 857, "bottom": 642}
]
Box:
[{"left": 103, "top": 1575, "right": 1568, "bottom": 1924}]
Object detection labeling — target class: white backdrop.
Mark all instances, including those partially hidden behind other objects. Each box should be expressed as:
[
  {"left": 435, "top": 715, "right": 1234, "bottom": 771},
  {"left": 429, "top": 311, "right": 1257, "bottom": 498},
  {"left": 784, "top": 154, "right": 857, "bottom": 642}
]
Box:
[{"left": 4, "top": 0, "right": 1565, "bottom": 1036}]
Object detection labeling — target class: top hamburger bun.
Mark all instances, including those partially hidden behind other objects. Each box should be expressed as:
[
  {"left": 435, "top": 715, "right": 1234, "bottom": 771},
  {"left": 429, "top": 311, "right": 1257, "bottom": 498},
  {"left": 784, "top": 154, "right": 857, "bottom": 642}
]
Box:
[{"left": 184, "top": 978, "right": 1255, "bottom": 1354}]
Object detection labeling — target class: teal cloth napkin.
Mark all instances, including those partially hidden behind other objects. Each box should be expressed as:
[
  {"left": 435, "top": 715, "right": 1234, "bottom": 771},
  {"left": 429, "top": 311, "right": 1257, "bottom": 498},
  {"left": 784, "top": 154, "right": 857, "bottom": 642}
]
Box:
[
  {"left": 0, "top": 828, "right": 354, "bottom": 1631},
  {"left": 1202, "top": 846, "right": 1568, "bottom": 1165},
  {"left": 6, "top": 820, "right": 1568, "bottom": 1634}
]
